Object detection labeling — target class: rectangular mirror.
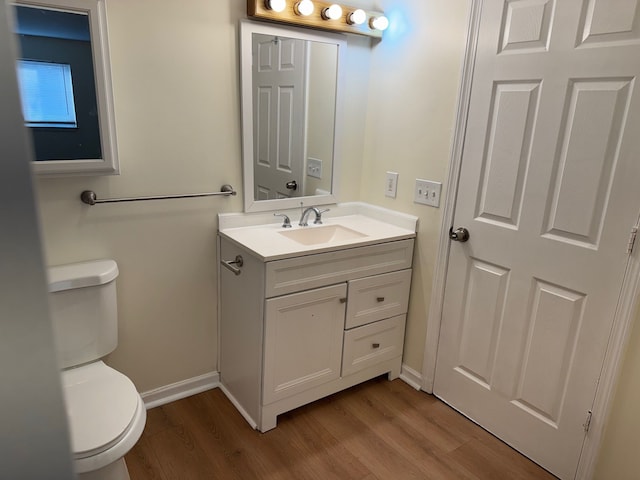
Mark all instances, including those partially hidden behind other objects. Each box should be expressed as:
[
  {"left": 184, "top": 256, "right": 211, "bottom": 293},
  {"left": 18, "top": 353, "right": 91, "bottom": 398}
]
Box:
[
  {"left": 240, "top": 20, "right": 346, "bottom": 212},
  {"left": 11, "top": 0, "right": 119, "bottom": 176}
]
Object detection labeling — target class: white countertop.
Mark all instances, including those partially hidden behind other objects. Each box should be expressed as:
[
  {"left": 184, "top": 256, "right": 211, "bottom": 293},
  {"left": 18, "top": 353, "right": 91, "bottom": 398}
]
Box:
[{"left": 218, "top": 203, "right": 418, "bottom": 261}]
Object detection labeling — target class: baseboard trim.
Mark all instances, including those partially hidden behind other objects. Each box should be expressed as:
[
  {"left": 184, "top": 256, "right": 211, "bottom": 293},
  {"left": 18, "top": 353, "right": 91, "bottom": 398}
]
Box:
[
  {"left": 141, "top": 371, "right": 220, "bottom": 409},
  {"left": 218, "top": 383, "right": 259, "bottom": 430},
  {"left": 400, "top": 364, "right": 423, "bottom": 390},
  {"left": 140, "top": 366, "right": 423, "bottom": 411}
]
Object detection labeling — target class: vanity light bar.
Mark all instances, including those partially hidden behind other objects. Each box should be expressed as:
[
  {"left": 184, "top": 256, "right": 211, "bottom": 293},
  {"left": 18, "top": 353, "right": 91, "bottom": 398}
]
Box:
[{"left": 247, "top": 0, "right": 388, "bottom": 38}]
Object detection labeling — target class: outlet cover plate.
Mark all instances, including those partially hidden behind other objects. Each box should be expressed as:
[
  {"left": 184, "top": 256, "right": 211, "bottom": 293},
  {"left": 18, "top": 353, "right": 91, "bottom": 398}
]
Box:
[
  {"left": 414, "top": 179, "right": 441, "bottom": 207},
  {"left": 385, "top": 171, "right": 399, "bottom": 198}
]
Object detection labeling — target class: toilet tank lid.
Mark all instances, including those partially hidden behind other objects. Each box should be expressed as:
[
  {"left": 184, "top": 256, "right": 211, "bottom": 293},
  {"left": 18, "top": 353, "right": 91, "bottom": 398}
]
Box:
[{"left": 48, "top": 260, "right": 119, "bottom": 293}]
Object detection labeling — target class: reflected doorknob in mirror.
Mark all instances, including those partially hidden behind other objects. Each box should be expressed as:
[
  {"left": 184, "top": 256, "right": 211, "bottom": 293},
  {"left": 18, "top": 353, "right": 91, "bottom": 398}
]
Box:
[{"left": 286, "top": 180, "right": 298, "bottom": 191}]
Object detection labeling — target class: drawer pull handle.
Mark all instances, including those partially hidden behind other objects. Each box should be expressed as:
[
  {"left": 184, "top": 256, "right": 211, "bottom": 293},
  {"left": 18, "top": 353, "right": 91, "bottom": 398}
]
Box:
[
  {"left": 372, "top": 343, "right": 380, "bottom": 349},
  {"left": 376, "top": 296, "right": 385, "bottom": 302},
  {"left": 339, "top": 297, "right": 347, "bottom": 303},
  {"left": 221, "top": 255, "right": 243, "bottom": 276}
]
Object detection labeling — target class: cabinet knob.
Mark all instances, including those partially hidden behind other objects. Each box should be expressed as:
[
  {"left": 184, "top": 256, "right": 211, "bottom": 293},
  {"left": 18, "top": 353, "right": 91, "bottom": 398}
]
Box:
[
  {"left": 376, "top": 296, "right": 385, "bottom": 302},
  {"left": 372, "top": 343, "right": 380, "bottom": 349},
  {"left": 339, "top": 297, "right": 347, "bottom": 303}
]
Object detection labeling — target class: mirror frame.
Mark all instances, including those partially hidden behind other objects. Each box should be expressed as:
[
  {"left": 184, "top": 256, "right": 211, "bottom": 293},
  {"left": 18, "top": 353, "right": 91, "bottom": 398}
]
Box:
[
  {"left": 239, "top": 19, "right": 346, "bottom": 212},
  {"left": 13, "top": 0, "right": 119, "bottom": 176}
]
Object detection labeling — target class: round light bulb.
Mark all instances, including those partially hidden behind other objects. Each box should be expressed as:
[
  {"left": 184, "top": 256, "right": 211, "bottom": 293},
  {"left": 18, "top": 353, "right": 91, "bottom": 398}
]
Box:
[
  {"left": 347, "top": 9, "right": 366, "bottom": 25},
  {"left": 370, "top": 15, "right": 389, "bottom": 31},
  {"left": 295, "top": 0, "right": 314, "bottom": 16},
  {"left": 322, "top": 4, "right": 342, "bottom": 20},
  {"left": 265, "top": 0, "right": 286, "bottom": 12}
]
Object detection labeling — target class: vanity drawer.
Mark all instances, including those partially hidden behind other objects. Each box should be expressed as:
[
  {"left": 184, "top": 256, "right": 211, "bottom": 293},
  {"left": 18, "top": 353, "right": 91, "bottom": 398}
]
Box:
[
  {"left": 345, "top": 269, "right": 411, "bottom": 329},
  {"left": 341, "top": 315, "right": 406, "bottom": 377},
  {"left": 265, "top": 239, "right": 414, "bottom": 298}
]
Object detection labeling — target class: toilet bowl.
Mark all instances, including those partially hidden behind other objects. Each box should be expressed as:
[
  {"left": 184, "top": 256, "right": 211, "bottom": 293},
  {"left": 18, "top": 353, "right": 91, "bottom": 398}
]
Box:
[{"left": 48, "top": 260, "right": 146, "bottom": 480}]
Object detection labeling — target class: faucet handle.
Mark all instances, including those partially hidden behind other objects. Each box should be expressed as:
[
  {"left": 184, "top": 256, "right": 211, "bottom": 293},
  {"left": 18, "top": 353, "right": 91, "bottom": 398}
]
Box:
[
  {"left": 273, "top": 213, "right": 292, "bottom": 228},
  {"left": 314, "top": 208, "right": 330, "bottom": 224}
]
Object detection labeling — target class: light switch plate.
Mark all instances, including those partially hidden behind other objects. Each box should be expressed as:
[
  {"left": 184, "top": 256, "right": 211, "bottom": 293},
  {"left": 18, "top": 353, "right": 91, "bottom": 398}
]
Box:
[
  {"left": 414, "top": 179, "right": 441, "bottom": 207},
  {"left": 307, "top": 158, "right": 322, "bottom": 179},
  {"left": 385, "top": 171, "right": 399, "bottom": 198}
]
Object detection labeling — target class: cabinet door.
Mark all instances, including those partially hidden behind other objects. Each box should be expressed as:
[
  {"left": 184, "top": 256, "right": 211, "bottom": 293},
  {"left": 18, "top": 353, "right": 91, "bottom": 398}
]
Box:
[{"left": 263, "top": 283, "right": 347, "bottom": 405}]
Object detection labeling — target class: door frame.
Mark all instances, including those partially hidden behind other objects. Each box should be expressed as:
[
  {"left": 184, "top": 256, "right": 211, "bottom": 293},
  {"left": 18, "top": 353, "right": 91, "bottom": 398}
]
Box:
[
  {"left": 421, "top": 1, "right": 640, "bottom": 478},
  {"left": 0, "top": 3, "right": 75, "bottom": 477}
]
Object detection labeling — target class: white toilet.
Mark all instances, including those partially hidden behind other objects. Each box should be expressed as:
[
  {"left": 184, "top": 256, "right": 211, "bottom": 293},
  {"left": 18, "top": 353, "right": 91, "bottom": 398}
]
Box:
[{"left": 48, "top": 259, "right": 146, "bottom": 480}]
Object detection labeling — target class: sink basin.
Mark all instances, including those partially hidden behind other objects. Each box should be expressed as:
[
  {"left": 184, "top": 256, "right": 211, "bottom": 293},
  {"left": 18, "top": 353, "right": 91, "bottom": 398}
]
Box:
[{"left": 279, "top": 224, "right": 367, "bottom": 246}]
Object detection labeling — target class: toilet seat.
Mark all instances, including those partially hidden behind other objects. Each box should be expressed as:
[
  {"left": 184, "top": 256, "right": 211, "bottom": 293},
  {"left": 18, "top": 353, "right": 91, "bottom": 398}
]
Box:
[{"left": 62, "top": 361, "right": 147, "bottom": 473}]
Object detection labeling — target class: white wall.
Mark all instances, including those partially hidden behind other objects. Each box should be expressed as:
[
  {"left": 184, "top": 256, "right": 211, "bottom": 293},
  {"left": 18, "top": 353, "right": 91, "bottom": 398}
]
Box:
[
  {"left": 359, "top": 0, "right": 470, "bottom": 370},
  {"left": 34, "top": 0, "right": 370, "bottom": 393},
  {"left": 36, "top": 0, "right": 245, "bottom": 392}
]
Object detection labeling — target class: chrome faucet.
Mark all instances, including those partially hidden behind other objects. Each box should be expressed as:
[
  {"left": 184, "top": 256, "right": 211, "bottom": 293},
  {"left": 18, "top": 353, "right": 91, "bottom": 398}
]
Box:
[{"left": 299, "top": 206, "right": 329, "bottom": 226}]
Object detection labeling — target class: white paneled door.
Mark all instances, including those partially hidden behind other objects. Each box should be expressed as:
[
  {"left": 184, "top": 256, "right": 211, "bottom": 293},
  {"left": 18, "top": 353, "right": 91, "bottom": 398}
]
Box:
[
  {"left": 252, "top": 34, "right": 306, "bottom": 200},
  {"left": 434, "top": 0, "right": 640, "bottom": 478}
]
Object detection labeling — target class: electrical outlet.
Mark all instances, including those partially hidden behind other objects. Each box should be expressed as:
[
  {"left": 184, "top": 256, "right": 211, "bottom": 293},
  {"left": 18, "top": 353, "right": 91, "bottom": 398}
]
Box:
[
  {"left": 307, "top": 158, "right": 323, "bottom": 179},
  {"left": 414, "top": 179, "right": 442, "bottom": 207},
  {"left": 385, "top": 171, "right": 399, "bottom": 198}
]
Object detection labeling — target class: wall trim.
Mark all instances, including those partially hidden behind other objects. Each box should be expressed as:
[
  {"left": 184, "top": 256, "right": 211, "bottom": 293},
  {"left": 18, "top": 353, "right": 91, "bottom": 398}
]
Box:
[
  {"left": 576, "top": 227, "right": 640, "bottom": 480},
  {"left": 400, "top": 364, "right": 422, "bottom": 390},
  {"left": 421, "top": 0, "right": 482, "bottom": 394},
  {"left": 141, "top": 371, "right": 219, "bottom": 410}
]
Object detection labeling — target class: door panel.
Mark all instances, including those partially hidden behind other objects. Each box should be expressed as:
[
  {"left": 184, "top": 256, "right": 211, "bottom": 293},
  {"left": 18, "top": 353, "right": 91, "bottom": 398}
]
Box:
[
  {"left": 499, "top": 0, "right": 554, "bottom": 53},
  {"left": 456, "top": 258, "right": 510, "bottom": 388},
  {"left": 578, "top": 0, "right": 640, "bottom": 46},
  {"left": 544, "top": 78, "right": 632, "bottom": 246},
  {"left": 514, "top": 279, "right": 585, "bottom": 425},
  {"left": 435, "top": 0, "right": 640, "bottom": 478},
  {"left": 477, "top": 81, "right": 540, "bottom": 227}
]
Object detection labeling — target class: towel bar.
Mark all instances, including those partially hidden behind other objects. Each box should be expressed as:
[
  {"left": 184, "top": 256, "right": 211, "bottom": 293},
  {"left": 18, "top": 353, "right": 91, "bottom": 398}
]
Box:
[{"left": 80, "top": 184, "right": 236, "bottom": 205}]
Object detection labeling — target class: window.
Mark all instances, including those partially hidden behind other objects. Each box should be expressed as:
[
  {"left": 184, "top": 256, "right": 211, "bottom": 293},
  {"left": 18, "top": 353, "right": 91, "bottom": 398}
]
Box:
[{"left": 16, "top": 59, "right": 77, "bottom": 128}]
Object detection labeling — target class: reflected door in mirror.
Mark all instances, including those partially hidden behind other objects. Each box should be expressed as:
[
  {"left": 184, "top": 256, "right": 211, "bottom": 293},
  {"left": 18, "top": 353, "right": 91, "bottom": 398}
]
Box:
[{"left": 253, "top": 34, "right": 306, "bottom": 200}]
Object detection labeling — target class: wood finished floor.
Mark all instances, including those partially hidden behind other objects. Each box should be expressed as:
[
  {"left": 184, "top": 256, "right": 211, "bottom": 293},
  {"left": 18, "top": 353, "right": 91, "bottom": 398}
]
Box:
[{"left": 125, "top": 376, "right": 557, "bottom": 480}]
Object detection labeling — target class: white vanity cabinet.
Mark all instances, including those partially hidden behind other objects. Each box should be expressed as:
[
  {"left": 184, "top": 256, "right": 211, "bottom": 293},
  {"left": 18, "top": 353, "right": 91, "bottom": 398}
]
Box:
[{"left": 219, "top": 235, "right": 414, "bottom": 432}]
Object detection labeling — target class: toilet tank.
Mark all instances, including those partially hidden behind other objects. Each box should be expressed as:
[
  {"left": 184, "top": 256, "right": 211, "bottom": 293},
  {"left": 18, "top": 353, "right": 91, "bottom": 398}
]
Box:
[{"left": 47, "top": 260, "right": 119, "bottom": 369}]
